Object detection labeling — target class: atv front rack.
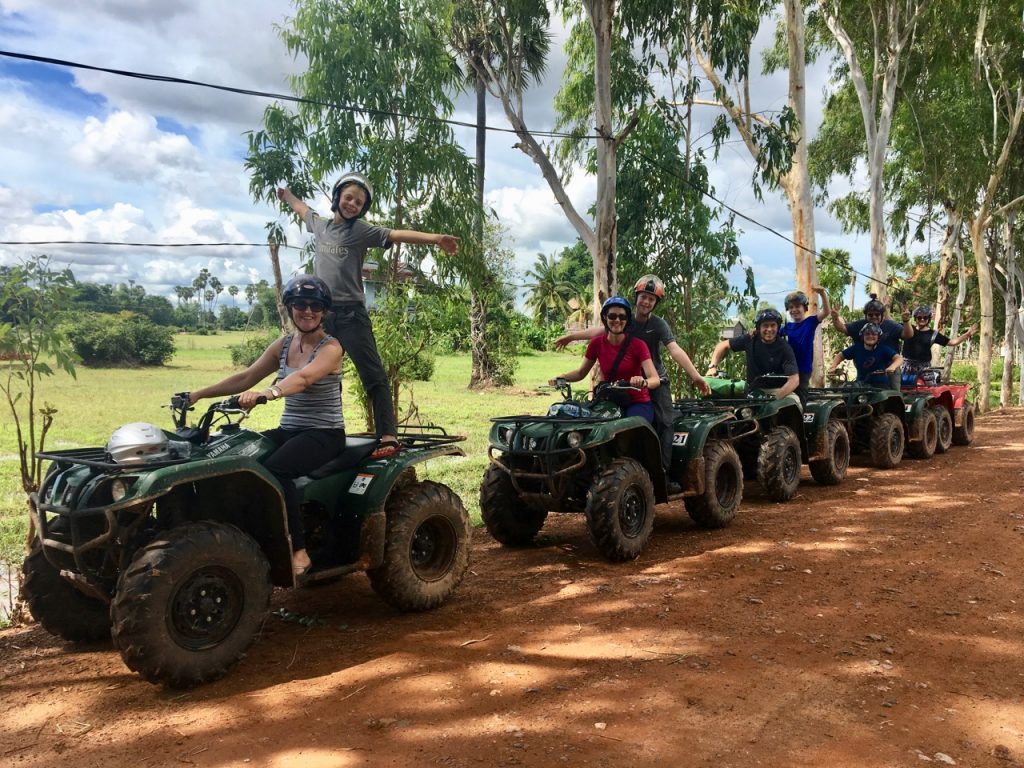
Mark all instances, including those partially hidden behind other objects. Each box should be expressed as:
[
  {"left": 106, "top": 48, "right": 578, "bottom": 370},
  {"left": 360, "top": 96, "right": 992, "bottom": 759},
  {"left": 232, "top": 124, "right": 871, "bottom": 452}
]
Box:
[{"left": 36, "top": 447, "right": 187, "bottom": 472}]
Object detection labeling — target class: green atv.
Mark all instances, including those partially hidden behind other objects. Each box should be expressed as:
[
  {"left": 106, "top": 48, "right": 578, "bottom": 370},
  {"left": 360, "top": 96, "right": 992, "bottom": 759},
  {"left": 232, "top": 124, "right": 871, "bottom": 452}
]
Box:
[
  {"left": 481, "top": 378, "right": 748, "bottom": 563},
  {"left": 808, "top": 370, "right": 934, "bottom": 467},
  {"left": 23, "top": 394, "right": 471, "bottom": 688},
  {"left": 702, "top": 374, "right": 810, "bottom": 502}
]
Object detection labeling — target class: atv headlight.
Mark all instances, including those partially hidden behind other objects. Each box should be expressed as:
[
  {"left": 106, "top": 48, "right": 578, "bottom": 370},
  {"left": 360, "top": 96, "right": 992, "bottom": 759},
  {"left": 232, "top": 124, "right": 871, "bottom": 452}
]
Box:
[
  {"left": 110, "top": 478, "right": 130, "bottom": 502},
  {"left": 497, "top": 426, "right": 512, "bottom": 445},
  {"left": 857, "top": 394, "right": 868, "bottom": 404},
  {"left": 739, "top": 407, "right": 753, "bottom": 419},
  {"left": 566, "top": 431, "right": 582, "bottom": 448}
]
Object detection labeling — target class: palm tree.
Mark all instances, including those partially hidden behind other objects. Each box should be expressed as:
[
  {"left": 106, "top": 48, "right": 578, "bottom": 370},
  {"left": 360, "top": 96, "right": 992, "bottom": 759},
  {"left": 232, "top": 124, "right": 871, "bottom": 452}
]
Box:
[
  {"left": 452, "top": 2, "right": 550, "bottom": 384},
  {"left": 524, "top": 252, "right": 573, "bottom": 326}
]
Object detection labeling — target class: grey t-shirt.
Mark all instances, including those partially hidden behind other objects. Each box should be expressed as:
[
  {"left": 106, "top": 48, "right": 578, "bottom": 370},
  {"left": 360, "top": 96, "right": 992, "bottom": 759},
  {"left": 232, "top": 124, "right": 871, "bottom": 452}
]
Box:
[
  {"left": 627, "top": 314, "right": 675, "bottom": 380},
  {"left": 304, "top": 210, "right": 392, "bottom": 305}
]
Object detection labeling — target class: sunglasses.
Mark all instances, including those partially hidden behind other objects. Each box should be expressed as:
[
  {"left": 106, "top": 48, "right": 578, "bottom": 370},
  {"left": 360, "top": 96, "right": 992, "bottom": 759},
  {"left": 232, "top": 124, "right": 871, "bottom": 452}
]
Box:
[
  {"left": 606, "top": 313, "right": 628, "bottom": 321},
  {"left": 292, "top": 301, "right": 325, "bottom": 312}
]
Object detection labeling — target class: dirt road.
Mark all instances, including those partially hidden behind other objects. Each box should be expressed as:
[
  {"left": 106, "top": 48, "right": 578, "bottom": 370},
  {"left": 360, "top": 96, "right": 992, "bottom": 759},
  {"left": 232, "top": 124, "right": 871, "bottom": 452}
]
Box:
[{"left": 3, "top": 410, "right": 1023, "bottom": 768}]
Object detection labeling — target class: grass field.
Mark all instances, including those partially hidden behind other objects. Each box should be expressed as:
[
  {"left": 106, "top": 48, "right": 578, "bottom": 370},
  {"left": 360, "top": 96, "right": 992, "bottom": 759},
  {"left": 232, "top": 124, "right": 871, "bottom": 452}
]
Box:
[{"left": 0, "top": 332, "right": 577, "bottom": 565}]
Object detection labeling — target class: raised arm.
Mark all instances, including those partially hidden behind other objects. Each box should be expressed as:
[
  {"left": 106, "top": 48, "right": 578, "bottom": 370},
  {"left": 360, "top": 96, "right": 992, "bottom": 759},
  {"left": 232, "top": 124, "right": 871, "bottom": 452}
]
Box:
[
  {"left": 389, "top": 229, "right": 460, "bottom": 255},
  {"left": 665, "top": 340, "right": 712, "bottom": 395},
  {"left": 705, "top": 339, "right": 732, "bottom": 375},
  {"left": 900, "top": 307, "right": 914, "bottom": 340},
  {"left": 277, "top": 187, "right": 311, "bottom": 220},
  {"left": 949, "top": 323, "right": 978, "bottom": 347},
  {"left": 830, "top": 308, "right": 849, "bottom": 335},
  {"left": 813, "top": 285, "right": 831, "bottom": 321},
  {"left": 554, "top": 325, "right": 602, "bottom": 350}
]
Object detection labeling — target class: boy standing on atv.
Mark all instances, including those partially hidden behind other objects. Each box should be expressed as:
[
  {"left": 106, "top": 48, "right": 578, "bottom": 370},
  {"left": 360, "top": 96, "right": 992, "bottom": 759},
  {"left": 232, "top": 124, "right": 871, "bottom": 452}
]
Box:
[
  {"left": 706, "top": 308, "right": 802, "bottom": 405},
  {"left": 901, "top": 305, "right": 977, "bottom": 371},
  {"left": 783, "top": 285, "right": 831, "bottom": 390},
  {"left": 828, "top": 323, "right": 904, "bottom": 388},
  {"left": 277, "top": 174, "right": 459, "bottom": 459},
  {"left": 554, "top": 276, "right": 710, "bottom": 491}
]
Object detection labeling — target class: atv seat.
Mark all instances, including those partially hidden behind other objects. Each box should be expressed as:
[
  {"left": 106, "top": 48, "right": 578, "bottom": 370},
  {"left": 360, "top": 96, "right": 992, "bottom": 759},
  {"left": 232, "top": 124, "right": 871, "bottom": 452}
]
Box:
[{"left": 304, "top": 437, "right": 379, "bottom": 480}]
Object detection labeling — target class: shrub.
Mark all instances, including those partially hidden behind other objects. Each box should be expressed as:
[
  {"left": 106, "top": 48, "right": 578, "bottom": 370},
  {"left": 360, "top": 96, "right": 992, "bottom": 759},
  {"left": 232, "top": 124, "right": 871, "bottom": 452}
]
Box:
[
  {"left": 63, "top": 312, "right": 175, "bottom": 366},
  {"left": 229, "top": 331, "right": 280, "bottom": 367}
]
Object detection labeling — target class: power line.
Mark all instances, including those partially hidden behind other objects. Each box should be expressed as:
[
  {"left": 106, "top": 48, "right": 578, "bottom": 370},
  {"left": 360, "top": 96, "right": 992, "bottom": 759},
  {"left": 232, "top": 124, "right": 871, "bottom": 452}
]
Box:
[
  {"left": 0, "top": 49, "right": 595, "bottom": 141},
  {"left": 0, "top": 239, "right": 302, "bottom": 249}
]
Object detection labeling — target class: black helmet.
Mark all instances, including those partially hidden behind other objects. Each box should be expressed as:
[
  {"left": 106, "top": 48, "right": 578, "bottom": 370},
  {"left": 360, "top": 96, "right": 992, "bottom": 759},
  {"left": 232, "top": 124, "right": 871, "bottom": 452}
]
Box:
[
  {"left": 859, "top": 322, "right": 882, "bottom": 338},
  {"left": 784, "top": 290, "right": 809, "bottom": 310},
  {"left": 600, "top": 296, "right": 632, "bottom": 329},
  {"left": 633, "top": 274, "right": 666, "bottom": 303},
  {"left": 863, "top": 294, "right": 885, "bottom": 316},
  {"left": 331, "top": 172, "right": 374, "bottom": 217},
  {"left": 912, "top": 305, "right": 932, "bottom": 320},
  {"left": 755, "top": 307, "right": 784, "bottom": 328},
  {"left": 282, "top": 274, "right": 332, "bottom": 311}
]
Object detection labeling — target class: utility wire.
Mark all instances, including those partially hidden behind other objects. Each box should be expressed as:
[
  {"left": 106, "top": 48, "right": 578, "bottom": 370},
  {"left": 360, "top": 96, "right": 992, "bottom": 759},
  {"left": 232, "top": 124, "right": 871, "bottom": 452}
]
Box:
[
  {"left": 0, "top": 239, "right": 303, "bottom": 249},
  {"left": 0, "top": 49, "right": 593, "bottom": 141}
]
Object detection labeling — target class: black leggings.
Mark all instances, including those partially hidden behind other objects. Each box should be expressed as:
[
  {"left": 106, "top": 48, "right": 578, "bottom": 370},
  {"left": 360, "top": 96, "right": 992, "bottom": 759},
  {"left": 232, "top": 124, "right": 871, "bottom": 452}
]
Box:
[{"left": 262, "top": 427, "right": 346, "bottom": 551}]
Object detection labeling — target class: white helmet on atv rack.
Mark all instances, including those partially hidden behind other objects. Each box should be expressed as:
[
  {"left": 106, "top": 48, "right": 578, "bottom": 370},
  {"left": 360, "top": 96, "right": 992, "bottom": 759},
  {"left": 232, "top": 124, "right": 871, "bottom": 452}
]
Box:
[{"left": 106, "top": 422, "right": 171, "bottom": 465}]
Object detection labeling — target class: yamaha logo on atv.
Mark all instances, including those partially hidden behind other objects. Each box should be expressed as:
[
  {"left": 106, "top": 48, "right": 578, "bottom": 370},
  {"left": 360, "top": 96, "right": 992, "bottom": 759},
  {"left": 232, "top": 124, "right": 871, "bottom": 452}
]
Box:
[{"left": 207, "top": 441, "right": 233, "bottom": 458}]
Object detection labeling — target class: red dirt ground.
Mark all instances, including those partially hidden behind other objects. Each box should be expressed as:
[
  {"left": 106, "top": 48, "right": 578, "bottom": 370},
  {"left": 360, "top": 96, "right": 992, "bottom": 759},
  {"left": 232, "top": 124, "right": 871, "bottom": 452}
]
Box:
[{"left": 2, "top": 410, "right": 1023, "bottom": 768}]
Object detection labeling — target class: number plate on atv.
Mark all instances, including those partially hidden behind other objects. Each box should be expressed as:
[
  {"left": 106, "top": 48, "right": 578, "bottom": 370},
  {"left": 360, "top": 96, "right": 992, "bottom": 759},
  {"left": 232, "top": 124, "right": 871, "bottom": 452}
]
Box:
[
  {"left": 803, "top": 412, "right": 815, "bottom": 423},
  {"left": 349, "top": 473, "right": 374, "bottom": 495},
  {"left": 905, "top": 403, "right": 912, "bottom": 412},
  {"left": 673, "top": 432, "right": 689, "bottom": 446}
]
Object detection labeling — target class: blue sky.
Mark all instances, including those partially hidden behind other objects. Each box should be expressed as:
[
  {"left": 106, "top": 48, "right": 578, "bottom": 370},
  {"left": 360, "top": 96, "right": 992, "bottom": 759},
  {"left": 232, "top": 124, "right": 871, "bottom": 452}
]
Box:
[{"left": 0, "top": 1, "right": 883, "bottom": 311}]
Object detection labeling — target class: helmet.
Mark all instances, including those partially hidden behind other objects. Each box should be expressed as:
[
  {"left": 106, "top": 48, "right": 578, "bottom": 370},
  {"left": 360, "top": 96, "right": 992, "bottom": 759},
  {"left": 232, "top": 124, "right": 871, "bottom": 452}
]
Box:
[
  {"left": 282, "top": 274, "right": 332, "bottom": 311},
  {"left": 331, "top": 172, "right": 374, "bottom": 217},
  {"left": 754, "top": 307, "right": 784, "bottom": 328},
  {"left": 784, "top": 290, "right": 809, "bottom": 310},
  {"left": 633, "top": 274, "right": 665, "bottom": 303},
  {"left": 912, "top": 305, "right": 932, "bottom": 320},
  {"left": 860, "top": 322, "right": 882, "bottom": 338},
  {"left": 600, "top": 296, "right": 632, "bottom": 328},
  {"left": 106, "top": 422, "right": 170, "bottom": 465},
  {"left": 863, "top": 294, "right": 885, "bottom": 316}
]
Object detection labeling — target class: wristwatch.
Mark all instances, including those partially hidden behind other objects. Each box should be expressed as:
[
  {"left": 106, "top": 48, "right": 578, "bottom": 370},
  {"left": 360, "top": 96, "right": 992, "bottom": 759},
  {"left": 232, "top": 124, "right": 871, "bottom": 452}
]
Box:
[{"left": 268, "top": 385, "right": 283, "bottom": 400}]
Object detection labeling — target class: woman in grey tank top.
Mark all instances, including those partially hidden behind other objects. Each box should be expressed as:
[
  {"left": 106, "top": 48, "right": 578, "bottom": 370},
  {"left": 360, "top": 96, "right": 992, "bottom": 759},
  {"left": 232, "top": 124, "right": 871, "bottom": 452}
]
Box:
[{"left": 187, "top": 276, "right": 345, "bottom": 576}]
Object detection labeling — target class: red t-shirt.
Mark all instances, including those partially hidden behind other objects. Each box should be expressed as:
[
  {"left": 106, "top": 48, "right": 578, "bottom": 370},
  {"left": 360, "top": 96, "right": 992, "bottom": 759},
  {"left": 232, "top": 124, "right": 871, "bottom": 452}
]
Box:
[{"left": 585, "top": 334, "right": 652, "bottom": 404}]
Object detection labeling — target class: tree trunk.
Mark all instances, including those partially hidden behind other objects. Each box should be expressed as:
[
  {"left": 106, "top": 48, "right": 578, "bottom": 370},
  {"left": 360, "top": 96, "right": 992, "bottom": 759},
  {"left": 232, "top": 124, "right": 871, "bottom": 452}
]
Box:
[
  {"left": 268, "top": 238, "right": 288, "bottom": 332},
  {"left": 1001, "top": 311, "right": 1015, "bottom": 408},
  {"left": 586, "top": 0, "right": 617, "bottom": 318},
  {"left": 969, "top": 218, "right": 994, "bottom": 412},
  {"left": 468, "top": 70, "right": 493, "bottom": 388},
  {"left": 932, "top": 203, "right": 961, "bottom": 365},
  {"left": 942, "top": 244, "right": 968, "bottom": 383}
]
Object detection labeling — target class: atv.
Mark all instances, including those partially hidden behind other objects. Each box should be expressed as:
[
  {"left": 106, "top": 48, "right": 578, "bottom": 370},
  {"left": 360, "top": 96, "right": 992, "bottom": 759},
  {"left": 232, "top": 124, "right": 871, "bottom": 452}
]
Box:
[
  {"left": 808, "top": 370, "right": 933, "bottom": 467},
  {"left": 23, "top": 394, "right": 471, "bottom": 688},
  {"left": 482, "top": 378, "right": 745, "bottom": 562},
  {"left": 700, "top": 374, "right": 810, "bottom": 502},
  {"left": 900, "top": 367, "right": 976, "bottom": 450}
]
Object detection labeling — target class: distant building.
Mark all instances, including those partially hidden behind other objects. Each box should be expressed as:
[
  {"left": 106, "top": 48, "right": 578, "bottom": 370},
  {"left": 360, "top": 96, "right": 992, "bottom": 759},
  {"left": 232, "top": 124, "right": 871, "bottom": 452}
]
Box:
[
  {"left": 363, "top": 261, "right": 417, "bottom": 309},
  {"left": 720, "top": 319, "right": 746, "bottom": 339}
]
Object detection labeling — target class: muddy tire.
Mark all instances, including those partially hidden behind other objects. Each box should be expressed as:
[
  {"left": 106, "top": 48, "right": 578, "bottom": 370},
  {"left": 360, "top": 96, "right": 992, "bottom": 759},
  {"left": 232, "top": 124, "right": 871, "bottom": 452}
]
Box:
[
  {"left": 21, "top": 548, "right": 112, "bottom": 643},
  {"left": 480, "top": 464, "right": 547, "bottom": 546},
  {"left": 756, "top": 426, "right": 801, "bottom": 502},
  {"left": 110, "top": 522, "right": 271, "bottom": 688},
  {"left": 585, "top": 458, "right": 655, "bottom": 562},
  {"left": 809, "top": 420, "right": 850, "bottom": 486},
  {"left": 908, "top": 407, "right": 938, "bottom": 459},
  {"left": 368, "top": 480, "right": 470, "bottom": 611},
  {"left": 684, "top": 440, "right": 743, "bottom": 528},
  {"left": 869, "top": 412, "right": 904, "bottom": 468},
  {"left": 932, "top": 406, "right": 953, "bottom": 454},
  {"left": 953, "top": 402, "right": 975, "bottom": 446}
]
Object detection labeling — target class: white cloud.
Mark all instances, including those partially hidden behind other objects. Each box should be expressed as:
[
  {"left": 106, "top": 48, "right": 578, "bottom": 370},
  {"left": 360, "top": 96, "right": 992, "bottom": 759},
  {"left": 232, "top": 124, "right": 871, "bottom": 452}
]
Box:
[{"left": 70, "top": 111, "right": 200, "bottom": 181}]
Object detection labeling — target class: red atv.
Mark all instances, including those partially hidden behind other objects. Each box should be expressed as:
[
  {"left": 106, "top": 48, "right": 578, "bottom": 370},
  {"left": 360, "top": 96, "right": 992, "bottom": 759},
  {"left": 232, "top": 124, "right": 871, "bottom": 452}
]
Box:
[{"left": 900, "top": 368, "right": 975, "bottom": 452}]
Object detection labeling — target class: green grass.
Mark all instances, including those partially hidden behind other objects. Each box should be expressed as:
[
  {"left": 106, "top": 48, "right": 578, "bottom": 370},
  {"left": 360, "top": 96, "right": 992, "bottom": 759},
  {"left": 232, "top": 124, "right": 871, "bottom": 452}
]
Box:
[{"left": 0, "top": 332, "right": 576, "bottom": 569}]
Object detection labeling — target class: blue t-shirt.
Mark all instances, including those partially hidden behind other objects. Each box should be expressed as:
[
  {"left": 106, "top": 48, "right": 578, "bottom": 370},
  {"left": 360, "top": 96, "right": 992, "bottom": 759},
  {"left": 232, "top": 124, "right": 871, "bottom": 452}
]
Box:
[
  {"left": 842, "top": 343, "right": 899, "bottom": 387},
  {"left": 784, "top": 315, "right": 820, "bottom": 373}
]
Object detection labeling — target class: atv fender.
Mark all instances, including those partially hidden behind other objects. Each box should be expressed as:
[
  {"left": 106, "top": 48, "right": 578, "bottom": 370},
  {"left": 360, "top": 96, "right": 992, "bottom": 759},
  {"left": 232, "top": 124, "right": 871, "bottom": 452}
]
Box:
[{"left": 601, "top": 423, "right": 666, "bottom": 503}]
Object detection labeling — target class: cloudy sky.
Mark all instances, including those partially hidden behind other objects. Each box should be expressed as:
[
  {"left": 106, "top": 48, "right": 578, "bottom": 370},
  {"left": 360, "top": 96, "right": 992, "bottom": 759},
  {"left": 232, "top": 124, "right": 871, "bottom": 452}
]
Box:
[{"left": 0, "top": 1, "right": 885, "bottom": 310}]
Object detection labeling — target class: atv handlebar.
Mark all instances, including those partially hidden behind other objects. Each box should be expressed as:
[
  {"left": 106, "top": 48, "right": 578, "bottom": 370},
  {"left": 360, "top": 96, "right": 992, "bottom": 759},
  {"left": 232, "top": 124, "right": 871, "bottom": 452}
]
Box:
[{"left": 168, "top": 393, "right": 267, "bottom": 442}]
